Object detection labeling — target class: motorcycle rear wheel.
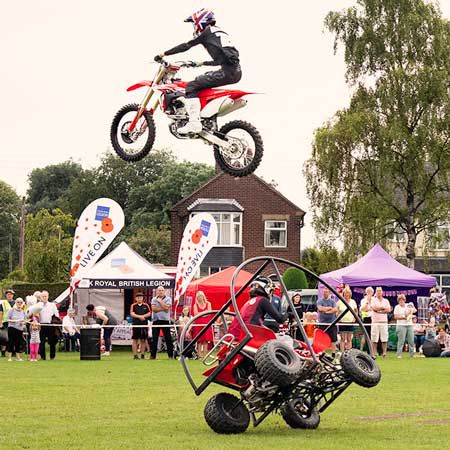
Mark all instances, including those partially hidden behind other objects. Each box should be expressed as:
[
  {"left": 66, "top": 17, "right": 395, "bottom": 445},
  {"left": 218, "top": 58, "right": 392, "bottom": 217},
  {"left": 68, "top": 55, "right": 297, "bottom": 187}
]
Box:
[
  {"left": 214, "top": 120, "right": 263, "bottom": 177},
  {"left": 110, "top": 103, "right": 156, "bottom": 162}
]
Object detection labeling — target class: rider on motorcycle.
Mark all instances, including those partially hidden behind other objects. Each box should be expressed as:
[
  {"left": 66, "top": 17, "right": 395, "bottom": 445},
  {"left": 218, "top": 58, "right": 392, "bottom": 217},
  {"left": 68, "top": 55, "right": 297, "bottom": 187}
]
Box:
[
  {"left": 155, "top": 8, "right": 241, "bottom": 135},
  {"left": 229, "top": 278, "right": 286, "bottom": 340}
]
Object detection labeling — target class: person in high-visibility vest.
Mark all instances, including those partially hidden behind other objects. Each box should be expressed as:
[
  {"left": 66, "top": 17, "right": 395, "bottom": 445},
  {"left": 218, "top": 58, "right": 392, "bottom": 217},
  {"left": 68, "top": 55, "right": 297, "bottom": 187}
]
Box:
[{"left": 0, "top": 289, "right": 16, "bottom": 357}]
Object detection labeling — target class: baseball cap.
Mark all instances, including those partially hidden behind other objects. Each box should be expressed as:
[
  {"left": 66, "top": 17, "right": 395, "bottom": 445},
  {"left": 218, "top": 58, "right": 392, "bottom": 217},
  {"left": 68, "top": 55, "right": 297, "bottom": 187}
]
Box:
[{"left": 5, "top": 288, "right": 15, "bottom": 295}]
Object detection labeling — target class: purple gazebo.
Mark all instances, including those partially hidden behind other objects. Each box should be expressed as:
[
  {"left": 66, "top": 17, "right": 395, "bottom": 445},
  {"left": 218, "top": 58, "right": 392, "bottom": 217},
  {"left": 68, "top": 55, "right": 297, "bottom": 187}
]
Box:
[{"left": 320, "top": 244, "right": 436, "bottom": 302}]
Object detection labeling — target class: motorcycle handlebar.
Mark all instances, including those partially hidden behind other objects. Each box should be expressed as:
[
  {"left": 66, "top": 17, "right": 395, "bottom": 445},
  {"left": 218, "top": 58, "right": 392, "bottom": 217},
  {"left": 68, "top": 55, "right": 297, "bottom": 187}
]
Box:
[{"left": 154, "top": 56, "right": 196, "bottom": 69}]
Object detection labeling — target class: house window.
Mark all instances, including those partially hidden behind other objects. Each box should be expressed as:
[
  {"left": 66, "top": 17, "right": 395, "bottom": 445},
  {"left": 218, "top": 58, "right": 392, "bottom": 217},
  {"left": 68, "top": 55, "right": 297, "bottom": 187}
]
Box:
[
  {"left": 417, "top": 297, "right": 430, "bottom": 321},
  {"left": 386, "top": 222, "right": 406, "bottom": 243},
  {"left": 190, "top": 212, "right": 242, "bottom": 246},
  {"left": 264, "top": 220, "right": 287, "bottom": 248},
  {"left": 431, "top": 274, "right": 450, "bottom": 298},
  {"left": 430, "top": 223, "right": 450, "bottom": 250}
]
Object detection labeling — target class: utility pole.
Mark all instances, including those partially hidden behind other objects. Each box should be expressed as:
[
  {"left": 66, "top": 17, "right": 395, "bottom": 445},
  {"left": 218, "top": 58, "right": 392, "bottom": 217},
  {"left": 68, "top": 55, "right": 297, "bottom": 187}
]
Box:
[
  {"left": 19, "top": 197, "right": 25, "bottom": 269},
  {"left": 9, "top": 234, "right": 12, "bottom": 273}
]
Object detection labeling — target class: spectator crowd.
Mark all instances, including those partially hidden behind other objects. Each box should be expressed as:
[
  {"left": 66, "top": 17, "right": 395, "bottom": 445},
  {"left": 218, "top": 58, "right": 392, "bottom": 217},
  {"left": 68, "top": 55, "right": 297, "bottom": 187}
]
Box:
[{"left": 1, "top": 283, "right": 449, "bottom": 362}]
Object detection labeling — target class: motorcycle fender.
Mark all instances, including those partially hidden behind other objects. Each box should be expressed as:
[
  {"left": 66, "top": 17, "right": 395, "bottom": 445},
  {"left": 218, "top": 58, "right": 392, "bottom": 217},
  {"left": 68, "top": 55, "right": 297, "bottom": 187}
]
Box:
[
  {"left": 200, "top": 97, "right": 228, "bottom": 118},
  {"left": 126, "top": 80, "right": 153, "bottom": 92}
]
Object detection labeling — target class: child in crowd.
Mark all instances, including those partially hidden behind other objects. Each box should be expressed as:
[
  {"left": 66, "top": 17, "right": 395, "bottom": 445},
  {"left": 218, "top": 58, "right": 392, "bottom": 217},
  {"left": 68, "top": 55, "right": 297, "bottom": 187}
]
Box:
[
  {"left": 303, "top": 312, "right": 316, "bottom": 342},
  {"left": 29, "top": 319, "right": 41, "bottom": 362}
]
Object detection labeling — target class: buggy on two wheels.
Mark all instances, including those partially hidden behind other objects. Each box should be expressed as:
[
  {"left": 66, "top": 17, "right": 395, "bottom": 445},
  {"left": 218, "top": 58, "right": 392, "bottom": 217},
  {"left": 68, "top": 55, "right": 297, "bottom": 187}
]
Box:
[{"left": 179, "top": 256, "right": 381, "bottom": 434}]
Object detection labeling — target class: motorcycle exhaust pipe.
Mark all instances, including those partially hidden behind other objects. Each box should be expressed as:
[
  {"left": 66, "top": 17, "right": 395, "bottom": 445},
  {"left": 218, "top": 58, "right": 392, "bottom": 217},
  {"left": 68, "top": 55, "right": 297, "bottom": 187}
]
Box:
[{"left": 217, "top": 98, "right": 247, "bottom": 117}]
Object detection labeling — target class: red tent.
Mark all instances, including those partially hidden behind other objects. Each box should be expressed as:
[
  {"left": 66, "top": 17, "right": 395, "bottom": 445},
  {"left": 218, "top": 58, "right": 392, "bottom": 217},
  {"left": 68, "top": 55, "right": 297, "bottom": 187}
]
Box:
[{"left": 184, "top": 266, "right": 254, "bottom": 311}]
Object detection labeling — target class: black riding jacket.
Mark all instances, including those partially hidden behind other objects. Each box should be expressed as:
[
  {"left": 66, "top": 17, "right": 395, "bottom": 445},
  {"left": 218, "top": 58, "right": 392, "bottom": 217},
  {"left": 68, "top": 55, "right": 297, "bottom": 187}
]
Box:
[
  {"left": 164, "top": 26, "right": 240, "bottom": 67},
  {"left": 240, "top": 296, "right": 285, "bottom": 327}
]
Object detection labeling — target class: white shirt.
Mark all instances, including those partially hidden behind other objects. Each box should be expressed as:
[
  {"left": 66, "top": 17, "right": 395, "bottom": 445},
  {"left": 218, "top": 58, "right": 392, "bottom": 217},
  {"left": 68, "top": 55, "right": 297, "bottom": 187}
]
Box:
[
  {"left": 39, "top": 301, "right": 59, "bottom": 324},
  {"left": 360, "top": 296, "right": 374, "bottom": 318},
  {"left": 394, "top": 304, "right": 414, "bottom": 325},
  {"left": 62, "top": 315, "right": 76, "bottom": 334}
]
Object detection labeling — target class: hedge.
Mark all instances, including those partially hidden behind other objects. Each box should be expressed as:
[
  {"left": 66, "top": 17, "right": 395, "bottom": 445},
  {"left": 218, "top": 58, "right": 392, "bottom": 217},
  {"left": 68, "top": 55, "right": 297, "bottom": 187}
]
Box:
[{"left": 282, "top": 267, "right": 308, "bottom": 290}]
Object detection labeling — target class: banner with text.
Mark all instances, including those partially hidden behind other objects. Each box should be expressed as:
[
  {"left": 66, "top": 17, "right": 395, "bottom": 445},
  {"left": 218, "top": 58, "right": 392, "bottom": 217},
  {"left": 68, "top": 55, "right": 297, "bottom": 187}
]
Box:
[
  {"left": 174, "top": 213, "right": 218, "bottom": 303},
  {"left": 70, "top": 198, "right": 125, "bottom": 296},
  {"left": 88, "top": 278, "right": 174, "bottom": 289}
]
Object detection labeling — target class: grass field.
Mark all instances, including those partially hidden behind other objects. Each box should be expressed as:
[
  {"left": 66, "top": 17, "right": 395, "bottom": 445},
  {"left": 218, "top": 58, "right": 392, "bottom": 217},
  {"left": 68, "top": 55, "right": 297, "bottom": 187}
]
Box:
[{"left": 2, "top": 349, "right": 450, "bottom": 450}]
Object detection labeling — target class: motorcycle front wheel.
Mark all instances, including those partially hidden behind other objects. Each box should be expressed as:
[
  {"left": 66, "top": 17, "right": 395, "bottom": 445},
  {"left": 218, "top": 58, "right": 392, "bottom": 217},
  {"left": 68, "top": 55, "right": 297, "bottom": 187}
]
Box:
[
  {"left": 110, "top": 103, "right": 156, "bottom": 162},
  {"left": 214, "top": 120, "right": 263, "bottom": 177}
]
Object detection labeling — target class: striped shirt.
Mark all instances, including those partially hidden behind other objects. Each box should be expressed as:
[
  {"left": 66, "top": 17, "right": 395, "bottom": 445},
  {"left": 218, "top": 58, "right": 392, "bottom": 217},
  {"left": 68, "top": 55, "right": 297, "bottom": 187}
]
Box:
[{"left": 30, "top": 329, "right": 41, "bottom": 344}]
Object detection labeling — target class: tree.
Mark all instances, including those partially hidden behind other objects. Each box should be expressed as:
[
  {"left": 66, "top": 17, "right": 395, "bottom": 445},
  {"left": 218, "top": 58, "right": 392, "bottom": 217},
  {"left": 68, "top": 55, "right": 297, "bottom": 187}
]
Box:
[
  {"left": 24, "top": 209, "right": 75, "bottom": 282},
  {"left": 305, "top": 0, "right": 450, "bottom": 267},
  {"left": 95, "top": 150, "right": 176, "bottom": 210},
  {"left": 282, "top": 267, "right": 308, "bottom": 290},
  {"left": 127, "top": 160, "right": 215, "bottom": 230},
  {"left": 57, "top": 169, "right": 106, "bottom": 219},
  {"left": 0, "top": 181, "right": 20, "bottom": 280},
  {"left": 27, "top": 161, "right": 84, "bottom": 212},
  {"left": 127, "top": 226, "right": 171, "bottom": 265},
  {"left": 301, "top": 246, "right": 343, "bottom": 288}
]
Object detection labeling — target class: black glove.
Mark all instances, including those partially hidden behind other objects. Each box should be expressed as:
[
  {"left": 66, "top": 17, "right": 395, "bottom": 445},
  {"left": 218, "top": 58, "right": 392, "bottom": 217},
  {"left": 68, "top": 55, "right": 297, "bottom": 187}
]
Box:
[{"left": 154, "top": 54, "right": 163, "bottom": 63}]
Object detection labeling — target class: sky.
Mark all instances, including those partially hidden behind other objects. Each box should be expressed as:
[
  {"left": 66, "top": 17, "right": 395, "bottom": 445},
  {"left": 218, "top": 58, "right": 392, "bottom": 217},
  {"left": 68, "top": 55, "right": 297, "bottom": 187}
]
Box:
[{"left": 1, "top": 0, "right": 450, "bottom": 247}]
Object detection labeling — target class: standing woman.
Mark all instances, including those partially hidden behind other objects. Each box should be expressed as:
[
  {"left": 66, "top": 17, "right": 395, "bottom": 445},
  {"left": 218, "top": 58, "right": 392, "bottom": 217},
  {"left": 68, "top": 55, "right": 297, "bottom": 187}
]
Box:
[
  {"left": 192, "top": 291, "right": 213, "bottom": 358},
  {"left": 289, "top": 293, "right": 306, "bottom": 341},
  {"left": 337, "top": 287, "right": 358, "bottom": 351},
  {"left": 359, "top": 287, "right": 374, "bottom": 351},
  {"left": 5, "top": 297, "right": 26, "bottom": 362},
  {"left": 394, "top": 294, "right": 416, "bottom": 358}
]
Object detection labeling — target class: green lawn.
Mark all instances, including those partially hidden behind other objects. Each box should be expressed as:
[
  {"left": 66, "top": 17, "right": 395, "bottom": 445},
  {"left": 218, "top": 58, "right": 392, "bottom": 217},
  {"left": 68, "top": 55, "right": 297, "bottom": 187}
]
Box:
[{"left": 2, "top": 350, "right": 450, "bottom": 450}]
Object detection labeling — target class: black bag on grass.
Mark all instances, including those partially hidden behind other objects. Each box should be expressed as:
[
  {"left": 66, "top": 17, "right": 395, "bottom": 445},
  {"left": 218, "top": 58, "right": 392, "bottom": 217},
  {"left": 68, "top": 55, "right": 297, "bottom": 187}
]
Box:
[{"left": 422, "top": 339, "right": 441, "bottom": 357}]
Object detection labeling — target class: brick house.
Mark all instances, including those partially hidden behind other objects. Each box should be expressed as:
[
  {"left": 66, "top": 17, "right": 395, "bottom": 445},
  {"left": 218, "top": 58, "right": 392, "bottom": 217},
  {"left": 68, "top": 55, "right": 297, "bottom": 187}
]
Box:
[{"left": 170, "top": 172, "right": 306, "bottom": 276}]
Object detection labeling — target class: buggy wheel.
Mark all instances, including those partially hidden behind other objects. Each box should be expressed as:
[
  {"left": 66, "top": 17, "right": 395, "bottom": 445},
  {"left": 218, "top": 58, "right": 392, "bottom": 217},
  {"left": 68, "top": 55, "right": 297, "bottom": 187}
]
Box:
[
  {"left": 254, "top": 339, "right": 304, "bottom": 387},
  {"left": 341, "top": 349, "right": 381, "bottom": 388},
  {"left": 204, "top": 393, "right": 250, "bottom": 434},
  {"left": 281, "top": 399, "right": 320, "bottom": 429}
]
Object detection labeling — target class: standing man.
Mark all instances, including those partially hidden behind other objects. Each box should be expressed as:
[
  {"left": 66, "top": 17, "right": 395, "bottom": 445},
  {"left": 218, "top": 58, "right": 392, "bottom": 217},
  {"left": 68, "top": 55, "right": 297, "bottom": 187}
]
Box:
[
  {"left": 317, "top": 287, "right": 339, "bottom": 357},
  {"left": 86, "top": 304, "right": 118, "bottom": 356},
  {"left": 39, "top": 290, "right": 59, "bottom": 360},
  {"left": 130, "top": 292, "right": 151, "bottom": 360},
  {"left": 150, "top": 286, "right": 173, "bottom": 360},
  {"left": 263, "top": 283, "right": 283, "bottom": 333},
  {"left": 0, "top": 289, "right": 16, "bottom": 357},
  {"left": 370, "top": 287, "right": 392, "bottom": 358}
]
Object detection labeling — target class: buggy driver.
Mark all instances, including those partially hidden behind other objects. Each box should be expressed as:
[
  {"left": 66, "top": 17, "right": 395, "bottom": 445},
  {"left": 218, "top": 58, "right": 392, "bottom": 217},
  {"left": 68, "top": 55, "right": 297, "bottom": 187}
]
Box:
[
  {"left": 229, "top": 278, "right": 286, "bottom": 340},
  {"left": 155, "top": 8, "right": 241, "bottom": 135}
]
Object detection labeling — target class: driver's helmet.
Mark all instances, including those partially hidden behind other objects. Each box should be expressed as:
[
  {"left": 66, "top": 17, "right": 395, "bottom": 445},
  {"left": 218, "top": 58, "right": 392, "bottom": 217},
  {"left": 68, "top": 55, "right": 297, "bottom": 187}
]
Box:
[
  {"left": 250, "top": 277, "right": 274, "bottom": 298},
  {"left": 185, "top": 8, "right": 216, "bottom": 36}
]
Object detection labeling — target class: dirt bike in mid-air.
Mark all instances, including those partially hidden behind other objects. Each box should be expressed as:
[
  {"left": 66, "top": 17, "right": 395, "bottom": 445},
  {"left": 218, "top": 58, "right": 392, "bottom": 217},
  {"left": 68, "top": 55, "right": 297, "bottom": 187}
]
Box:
[{"left": 110, "top": 58, "right": 263, "bottom": 177}]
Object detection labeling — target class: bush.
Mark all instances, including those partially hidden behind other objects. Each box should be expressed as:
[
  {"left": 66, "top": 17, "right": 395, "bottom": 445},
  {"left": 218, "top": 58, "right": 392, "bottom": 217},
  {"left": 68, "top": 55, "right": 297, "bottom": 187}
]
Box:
[{"left": 282, "top": 267, "right": 308, "bottom": 290}]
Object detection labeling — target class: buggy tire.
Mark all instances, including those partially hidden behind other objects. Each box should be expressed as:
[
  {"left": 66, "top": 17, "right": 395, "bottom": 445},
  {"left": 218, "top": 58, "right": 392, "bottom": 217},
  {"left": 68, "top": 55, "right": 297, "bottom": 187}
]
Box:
[
  {"left": 204, "top": 393, "right": 250, "bottom": 434},
  {"left": 254, "top": 339, "right": 303, "bottom": 387},
  {"left": 214, "top": 120, "right": 263, "bottom": 177},
  {"left": 341, "top": 349, "right": 381, "bottom": 388},
  {"left": 110, "top": 103, "right": 156, "bottom": 162},
  {"left": 281, "top": 400, "right": 320, "bottom": 429}
]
